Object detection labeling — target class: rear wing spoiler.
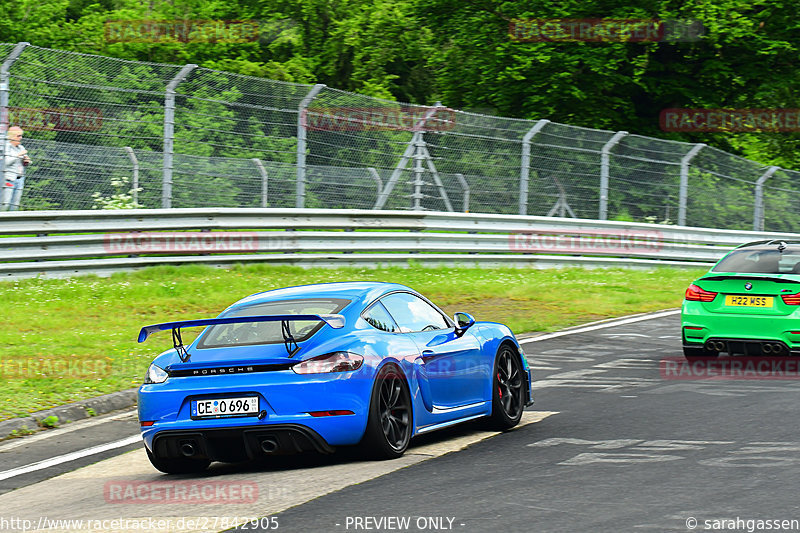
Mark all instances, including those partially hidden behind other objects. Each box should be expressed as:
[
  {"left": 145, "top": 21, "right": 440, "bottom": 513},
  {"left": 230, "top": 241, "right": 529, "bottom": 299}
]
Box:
[{"left": 138, "top": 314, "right": 345, "bottom": 361}]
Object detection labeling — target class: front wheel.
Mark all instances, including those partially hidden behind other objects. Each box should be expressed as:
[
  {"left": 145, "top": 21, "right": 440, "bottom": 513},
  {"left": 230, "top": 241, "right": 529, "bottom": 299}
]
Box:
[
  {"left": 145, "top": 446, "right": 210, "bottom": 474},
  {"left": 360, "top": 365, "right": 412, "bottom": 459},
  {"left": 487, "top": 346, "right": 525, "bottom": 430}
]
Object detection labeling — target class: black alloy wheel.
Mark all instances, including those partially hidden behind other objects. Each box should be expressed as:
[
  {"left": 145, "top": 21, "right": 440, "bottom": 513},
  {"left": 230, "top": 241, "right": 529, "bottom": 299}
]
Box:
[
  {"left": 488, "top": 346, "right": 524, "bottom": 430},
  {"left": 360, "top": 365, "right": 412, "bottom": 459}
]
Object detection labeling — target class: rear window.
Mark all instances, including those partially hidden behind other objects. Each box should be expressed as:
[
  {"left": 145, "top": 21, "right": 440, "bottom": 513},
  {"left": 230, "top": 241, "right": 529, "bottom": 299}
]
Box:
[
  {"left": 713, "top": 248, "right": 800, "bottom": 274},
  {"left": 197, "top": 298, "right": 350, "bottom": 348}
]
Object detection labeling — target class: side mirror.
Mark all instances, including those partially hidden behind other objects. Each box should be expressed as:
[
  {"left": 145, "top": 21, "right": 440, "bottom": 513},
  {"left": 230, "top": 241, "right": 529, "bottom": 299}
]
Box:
[{"left": 453, "top": 312, "right": 475, "bottom": 336}]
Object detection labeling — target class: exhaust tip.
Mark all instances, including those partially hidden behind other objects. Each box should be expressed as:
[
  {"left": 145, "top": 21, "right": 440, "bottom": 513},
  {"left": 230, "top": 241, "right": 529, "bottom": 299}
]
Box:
[
  {"left": 763, "top": 343, "right": 773, "bottom": 354},
  {"left": 260, "top": 438, "right": 279, "bottom": 454},
  {"left": 179, "top": 442, "right": 196, "bottom": 457}
]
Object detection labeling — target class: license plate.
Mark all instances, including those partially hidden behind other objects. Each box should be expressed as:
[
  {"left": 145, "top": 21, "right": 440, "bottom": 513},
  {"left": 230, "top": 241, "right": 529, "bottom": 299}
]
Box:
[
  {"left": 725, "top": 295, "right": 774, "bottom": 308},
  {"left": 191, "top": 396, "right": 259, "bottom": 419}
]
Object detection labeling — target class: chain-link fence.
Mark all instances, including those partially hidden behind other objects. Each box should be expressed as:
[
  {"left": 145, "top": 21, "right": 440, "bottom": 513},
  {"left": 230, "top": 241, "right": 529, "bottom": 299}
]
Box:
[{"left": 1, "top": 42, "right": 798, "bottom": 232}]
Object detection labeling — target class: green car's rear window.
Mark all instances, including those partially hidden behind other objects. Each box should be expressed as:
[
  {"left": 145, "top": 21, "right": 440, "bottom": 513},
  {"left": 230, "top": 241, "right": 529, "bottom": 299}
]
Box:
[{"left": 713, "top": 248, "right": 800, "bottom": 274}]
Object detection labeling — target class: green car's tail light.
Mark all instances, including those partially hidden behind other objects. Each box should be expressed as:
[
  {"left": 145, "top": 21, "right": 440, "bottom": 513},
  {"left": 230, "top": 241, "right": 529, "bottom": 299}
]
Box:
[
  {"left": 685, "top": 284, "right": 718, "bottom": 302},
  {"left": 781, "top": 293, "right": 800, "bottom": 305},
  {"left": 292, "top": 352, "right": 364, "bottom": 374}
]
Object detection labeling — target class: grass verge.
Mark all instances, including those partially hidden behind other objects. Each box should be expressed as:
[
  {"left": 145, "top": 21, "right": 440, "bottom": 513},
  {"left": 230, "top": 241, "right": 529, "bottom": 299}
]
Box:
[{"left": 0, "top": 263, "right": 705, "bottom": 420}]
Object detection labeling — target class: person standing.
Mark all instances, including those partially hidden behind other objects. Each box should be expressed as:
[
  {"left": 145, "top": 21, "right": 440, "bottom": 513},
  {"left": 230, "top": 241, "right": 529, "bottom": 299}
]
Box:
[{"left": 1, "top": 126, "right": 31, "bottom": 211}]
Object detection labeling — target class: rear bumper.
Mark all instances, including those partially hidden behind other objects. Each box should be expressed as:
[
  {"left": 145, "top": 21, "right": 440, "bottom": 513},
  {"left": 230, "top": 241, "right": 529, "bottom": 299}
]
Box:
[
  {"left": 684, "top": 337, "right": 799, "bottom": 356},
  {"left": 682, "top": 301, "right": 800, "bottom": 352},
  {"left": 150, "top": 424, "right": 334, "bottom": 463}
]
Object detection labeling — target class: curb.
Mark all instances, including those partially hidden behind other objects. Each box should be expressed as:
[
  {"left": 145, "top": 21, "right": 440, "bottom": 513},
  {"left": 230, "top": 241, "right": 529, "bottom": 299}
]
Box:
[{"left": 0, "top": 388, "right": 138, "bottom": 438}]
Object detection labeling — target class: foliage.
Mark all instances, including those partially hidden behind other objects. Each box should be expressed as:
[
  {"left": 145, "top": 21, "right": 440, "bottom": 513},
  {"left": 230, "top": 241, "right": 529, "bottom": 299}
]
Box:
[
  {"left": 0, "top": 0, "right": 798, "bottom": 166},
  {"left": 91, "top": 177, "right": 143, "bottom": 209},
  {"left": 39, "top": 415, "right": 59, "bottom": 428}
]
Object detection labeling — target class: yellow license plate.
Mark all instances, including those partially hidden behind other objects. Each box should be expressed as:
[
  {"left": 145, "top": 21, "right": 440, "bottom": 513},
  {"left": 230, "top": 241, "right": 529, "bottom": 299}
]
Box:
[{"left": 725, "top": 295, "right": 774, "bottom": 307}]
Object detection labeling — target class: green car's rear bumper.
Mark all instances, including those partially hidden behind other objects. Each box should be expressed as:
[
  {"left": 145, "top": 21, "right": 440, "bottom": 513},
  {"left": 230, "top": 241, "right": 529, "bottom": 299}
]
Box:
[{"left": 682, "top": 300, "right": 800, "bottom": 355}]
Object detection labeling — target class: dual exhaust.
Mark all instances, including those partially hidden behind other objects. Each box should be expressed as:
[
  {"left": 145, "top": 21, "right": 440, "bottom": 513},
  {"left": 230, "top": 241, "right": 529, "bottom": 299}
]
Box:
[
  {"left": 762, "top": 343, "right": 785, "bottom": 354},
  {"left": 177, "top": 438, "right": 280, "bottom": 458},
  {"left": 704, "top": 340, "right": 787, "bottom": 355},
  {"left": 705, "top": 340, "right": 726, "bottom": 352}
]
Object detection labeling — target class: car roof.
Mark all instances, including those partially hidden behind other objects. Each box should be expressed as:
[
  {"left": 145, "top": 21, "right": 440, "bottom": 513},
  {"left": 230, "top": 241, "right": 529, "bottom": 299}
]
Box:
[
  {"left": 736, "top": 240, "right": 800, "bottom": 251},
  {"left": 229, "top": 281, "right": 413, "bottom": 309}
]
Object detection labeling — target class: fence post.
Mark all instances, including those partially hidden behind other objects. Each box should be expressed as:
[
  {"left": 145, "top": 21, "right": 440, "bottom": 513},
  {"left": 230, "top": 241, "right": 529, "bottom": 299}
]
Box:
[
  {"left": 162, "top": 64, "right": 197, "bottom": 209},
  {"left": 0, "top": 42, "right": 29, "bottom": 186},
  {"left": 252, "top": 158, "right": 269, "bottom": 207},
  {"left": 678, "top": 143, "right": 705, "bottom": 226},
  {"left": 124, "top": 147, "right": 139, "bottom": 206},
  {"left": 519, "top": 119, "right": 549, "bottom": 215},
  {"left": 754, "top": 166, "right": 780, "bottom": 231},
  {"left": 368, "top": 168, "right": 383, "bottom": 209},
  {"left": 599, "top": 131, "right": 628, "bottom": 220},
  {"left": 296, "top": 83, "right": 325, "bottom": 208},
  {"left": 455, "top": 173, "right": 470, "bottom": 213},
  {"left": 412, "top": 133, "right": 425, "bottom": 210}
]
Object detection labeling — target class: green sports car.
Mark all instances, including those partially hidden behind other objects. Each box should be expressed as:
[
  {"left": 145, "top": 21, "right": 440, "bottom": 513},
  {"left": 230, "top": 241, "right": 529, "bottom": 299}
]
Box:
[{"left": 682, "top": 240, "right": 800, "bottom": 360}]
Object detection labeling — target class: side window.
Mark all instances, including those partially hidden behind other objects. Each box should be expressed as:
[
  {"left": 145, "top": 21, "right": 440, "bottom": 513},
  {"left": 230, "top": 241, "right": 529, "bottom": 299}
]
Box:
[
  {"left": 380, "top": 292, "right": 449, "bottom": 333},
  {"left": 362, "top": 301, "right": 399, "bottom": 333}
]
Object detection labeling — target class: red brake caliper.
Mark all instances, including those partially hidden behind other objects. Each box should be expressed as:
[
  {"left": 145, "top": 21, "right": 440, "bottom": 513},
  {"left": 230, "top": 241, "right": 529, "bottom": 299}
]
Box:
[{"left": 497, "top": 373, "right": 502, "bottom": 397}]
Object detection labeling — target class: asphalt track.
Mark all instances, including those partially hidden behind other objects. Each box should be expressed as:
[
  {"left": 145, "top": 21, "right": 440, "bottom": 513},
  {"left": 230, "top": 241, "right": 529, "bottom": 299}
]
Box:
[{"left": 3, "top": 309, "right": 800, "bottom": 532}]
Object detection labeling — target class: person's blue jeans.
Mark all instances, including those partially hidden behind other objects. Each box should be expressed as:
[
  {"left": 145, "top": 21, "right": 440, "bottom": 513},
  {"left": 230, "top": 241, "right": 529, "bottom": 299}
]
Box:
[
  {"left": 8, "top": 175, "right": 24, "bottom": 211},
  {"left": 1, "top": 175, "right": 24, "bottom": 211}
]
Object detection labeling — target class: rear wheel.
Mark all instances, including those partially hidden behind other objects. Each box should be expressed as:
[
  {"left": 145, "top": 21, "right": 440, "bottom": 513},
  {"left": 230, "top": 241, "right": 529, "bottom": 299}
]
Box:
[
  {"left": 145, "top": 446, "right": 210, "bottom": 474},
  {"left": 487, "top": 345, "right": 525, "bottom": 430},
  {"left": 683, "top": 346, "right": 719, "bottom": 360},
  {"left": 360, "top": 365, "right": 412, "bottom": 459}
]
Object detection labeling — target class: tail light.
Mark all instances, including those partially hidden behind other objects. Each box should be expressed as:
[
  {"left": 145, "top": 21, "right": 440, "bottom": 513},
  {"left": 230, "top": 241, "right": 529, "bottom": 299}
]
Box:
[
  {"left": 685, "top": 284, "right": 717, "bottom": 302},
  {"left": 292, "top": 352, "right": 364, "bottom": 374},
  {"left": 782, "top": 293, "right": 800, "bottom": 305}
]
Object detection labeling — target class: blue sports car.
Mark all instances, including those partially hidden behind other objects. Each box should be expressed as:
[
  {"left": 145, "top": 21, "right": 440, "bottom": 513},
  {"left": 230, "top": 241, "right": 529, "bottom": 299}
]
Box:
[{"left": 137, "top": 282, "right": 533, "bottom": 473}]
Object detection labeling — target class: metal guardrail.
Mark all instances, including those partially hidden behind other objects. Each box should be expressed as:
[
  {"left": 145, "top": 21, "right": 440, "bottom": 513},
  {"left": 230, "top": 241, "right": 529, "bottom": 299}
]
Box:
[{"left": 1, "top": 208, "right": 794, "bottom": 280}]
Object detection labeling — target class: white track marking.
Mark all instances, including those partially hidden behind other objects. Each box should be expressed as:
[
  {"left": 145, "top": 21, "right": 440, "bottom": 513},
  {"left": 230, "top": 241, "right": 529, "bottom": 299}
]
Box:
[
  {"left": 0, "top": 435, "right": 141, "bottom": 481},
  {"left": 520, "top": 309, "right": 680, "bottom": 344},
  {"left": 0, "top": 409, "right": 137, "bottom": 452}
]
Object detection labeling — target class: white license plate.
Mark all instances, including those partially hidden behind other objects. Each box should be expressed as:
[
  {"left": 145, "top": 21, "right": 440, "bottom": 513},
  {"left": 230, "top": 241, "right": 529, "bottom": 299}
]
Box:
[{"left": 191, "top": 396, "right": 259, "bottom": 419}]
